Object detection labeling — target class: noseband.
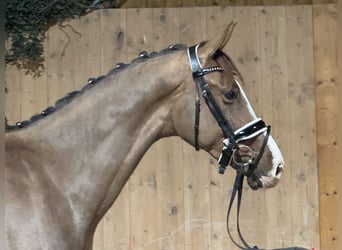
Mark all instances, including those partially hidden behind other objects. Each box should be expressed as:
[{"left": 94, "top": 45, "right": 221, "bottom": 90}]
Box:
[
  {"left": 187, "top": 44, "right": 308, "bottom": 250},
  {"left": 187, "top": 44, "right": 270, "bottom": 176}
]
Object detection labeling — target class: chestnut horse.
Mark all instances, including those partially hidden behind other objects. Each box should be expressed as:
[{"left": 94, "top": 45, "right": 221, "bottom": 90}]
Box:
[{"left": 5, "top": 22, "right": 284, "bottom": 250}]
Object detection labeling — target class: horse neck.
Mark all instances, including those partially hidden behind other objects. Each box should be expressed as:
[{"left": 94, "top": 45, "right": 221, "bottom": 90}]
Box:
[{"left": 20, "top": 52, "right": 189, "bottom": 230}]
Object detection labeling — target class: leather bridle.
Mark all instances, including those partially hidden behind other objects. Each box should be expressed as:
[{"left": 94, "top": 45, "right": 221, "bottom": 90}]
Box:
[
  {"left": 187, "top": 44, "right": 308, "bottom": 250},
  {"left": 187, "top": 44, "right": 270, "bottom": 176}
]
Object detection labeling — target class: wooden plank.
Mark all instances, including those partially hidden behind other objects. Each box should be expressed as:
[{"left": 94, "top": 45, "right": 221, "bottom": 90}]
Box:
[
  {"left": 313, "top": 4, "right": 338, "bottom": 250},
  {"left": 153, "top": 138, "right": 186, "bottom": 250},
  {"left": 179, "top": 7, "right": 207, "bottom": 45},
  {"left": 232, "top": 5, "right": 267, "bottom": 247},
  {"left": 230, "top": 6, "right": 263, "bottom": 114},
  {"left": 337, "top": 1, "right": 342, "bottom": 250},
  {"left": 125, "top": 8, "right": 158, "bottom": 250},
  {"left": 19, "top": 62, "right": 48, "bottom": 121},
  {"left": 179, "top": 7, "right": 212, "bottom": 250},
  {"left": 72, "top": 16, "right": 88, "bottom": 89},
  {"left": 9, "top": 33, "right": 48, "bottom": 130},
  {"left": 72, "top": 12, "right": 102, "bottom": 89},
  {"left": 206, "top": 7, "right": 243, "bottom": 250},
  {"left": 259, "top": 6, "right": 293, "bottom": 248},
  {"left": 46, "top": 22, "right": 75, "bottom": 107},
  {"left": 152, "top": 8, "right": 186, "bottom": 250},
  {"left": 5, "top": 66, "right": 21, "bottom": 124},
  {"left": 152, "top": 8, "right": 181, "bottom": 51},
  {"left": 99, "top": 9, "right": 127, "bottom": 73},
  {"left": 205, "top": 7, "right": 235, "bottom": 250},
  {"left": 286, "top": 5, "right": 319, "bottom": 248}
]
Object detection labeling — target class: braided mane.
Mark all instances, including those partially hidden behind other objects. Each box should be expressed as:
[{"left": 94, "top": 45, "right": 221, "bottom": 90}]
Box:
[{"left": 5, "top": 44, "right": 187, "bottom": 132}]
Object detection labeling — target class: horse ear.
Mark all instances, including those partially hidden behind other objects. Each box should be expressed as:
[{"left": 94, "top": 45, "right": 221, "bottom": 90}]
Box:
[{"left": 198, "top": 20, "right": 237, "bottom": 61}]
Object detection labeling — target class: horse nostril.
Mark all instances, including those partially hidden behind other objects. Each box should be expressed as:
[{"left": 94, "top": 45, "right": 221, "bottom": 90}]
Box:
[{"left": 276, "top": 164, "right": 283, "bottom": 176}]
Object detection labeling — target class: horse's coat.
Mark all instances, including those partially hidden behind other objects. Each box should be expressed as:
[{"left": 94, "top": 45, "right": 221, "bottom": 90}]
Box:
[{"left": 5, "top": 23, "right": 284, "bottom": 249}]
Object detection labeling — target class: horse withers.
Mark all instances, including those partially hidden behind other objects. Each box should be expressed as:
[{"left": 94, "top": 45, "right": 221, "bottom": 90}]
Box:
[{"left": 5, "top": 22, "right": 284, "bottom": 249}]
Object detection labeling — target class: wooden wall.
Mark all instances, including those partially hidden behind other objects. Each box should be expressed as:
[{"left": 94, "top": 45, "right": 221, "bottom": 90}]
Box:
[
  {"left": 313, "top": 4, "right": 339, "bottom": 250},
  {"left": 338, "top": 2, "right": 342, "bottom": 250},
  {"left": 6, "top": 4, "right": 336, "bottom": 250}
]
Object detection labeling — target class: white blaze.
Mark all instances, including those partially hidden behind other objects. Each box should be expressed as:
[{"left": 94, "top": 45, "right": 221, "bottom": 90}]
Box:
[
  {"left": 235, "top": 80, "right": 258, "bottom": 119},
  {"left": 235, "top": 80, "right": 285, "bottom": 177}
]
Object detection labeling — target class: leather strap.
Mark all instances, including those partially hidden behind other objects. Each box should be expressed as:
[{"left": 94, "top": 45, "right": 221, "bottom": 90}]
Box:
[
  {"left": 226, "top": 170, "right": 309, "bottom": 250},
  {"left": 187, "top": 45, "right": 238, "bottom": 150}
]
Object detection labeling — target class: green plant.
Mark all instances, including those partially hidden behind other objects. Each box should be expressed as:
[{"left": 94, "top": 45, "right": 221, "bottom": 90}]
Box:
[{"left": 5, "top": 0, "right": 122, "bottom": 75}]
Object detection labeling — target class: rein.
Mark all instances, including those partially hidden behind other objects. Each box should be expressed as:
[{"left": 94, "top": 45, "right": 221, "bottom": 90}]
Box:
[
  {"left": 226, "top": 170, "right": 308, "bottom": 250},
  {"left": 187, "top": 44, "right": 309, "bottom": 250}
]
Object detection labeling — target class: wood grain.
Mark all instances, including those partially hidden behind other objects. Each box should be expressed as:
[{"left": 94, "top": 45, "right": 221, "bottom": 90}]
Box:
[{"left": 313, "top": 4, "right": 338, "bottom": 250}]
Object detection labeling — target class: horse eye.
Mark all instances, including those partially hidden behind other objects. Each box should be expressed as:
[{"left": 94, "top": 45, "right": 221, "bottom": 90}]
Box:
[{"left": 224, "top": 89, "right": 239, "bottom": 102}]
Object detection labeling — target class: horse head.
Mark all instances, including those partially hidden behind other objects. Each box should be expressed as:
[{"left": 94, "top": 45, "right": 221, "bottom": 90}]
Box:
[{"left": 171, "top": 22, "right": 284, "bottom": 190}]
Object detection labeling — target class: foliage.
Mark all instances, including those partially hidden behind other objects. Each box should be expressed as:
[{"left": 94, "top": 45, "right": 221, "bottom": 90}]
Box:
[{"left": 5, "top": 0, "right": 119, "bottom": 74}]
